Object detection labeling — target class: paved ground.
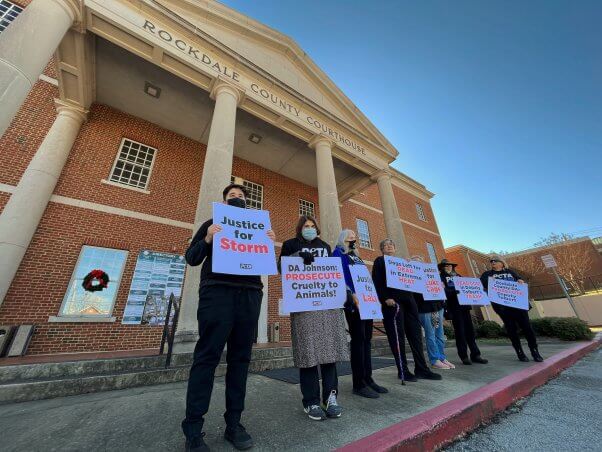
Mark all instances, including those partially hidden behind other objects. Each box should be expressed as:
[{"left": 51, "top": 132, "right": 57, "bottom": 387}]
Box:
[
  {"left": 0, "top": 341, "right": 582, "bottom": 451},
  {"left": 446, "top": 347, "right": 602, "bottom": 452}
]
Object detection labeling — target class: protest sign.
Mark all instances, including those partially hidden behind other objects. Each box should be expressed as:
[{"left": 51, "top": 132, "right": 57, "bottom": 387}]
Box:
[
  {"left": 420, "top": 262, "right": 447, "bottom": 301},
  {"left": 349, "top": 265, "right": 383, "bottom": 320},
  {"left": 487, "top": 277, "right": 529, "bottom": 310},
  {"left": 384, "top": 255, "right": 426, "bottom": 293},
  {"left": 452, "top": 277, "right": 490, "bottom": 306},
  {"left": 281, "top": 257, "right": 346, "bottom": 314},
  {"left": 212, "top": 202, "right": 277, "bottom": 275},
  {"left": 122, "top": 250, "right": 185, "bottom": 325}
]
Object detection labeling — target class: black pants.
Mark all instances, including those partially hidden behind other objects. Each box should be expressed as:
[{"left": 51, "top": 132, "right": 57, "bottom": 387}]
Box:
[
  {"left": 450, "top": 308, "right": 482, "bottom": 360},
  {"left": 299, "top": 363, "right": 338, "bottom": 407},
  {"left": 382, "top": 299, "right": 430, "bottom": 376},
  {"left": 494, "top": 305, "right": 538, "bottom": 351},
  {"left": 344, "top": 309, "right": 374, "bottom": 390},
  {"left": 181, "top": 285, "right": 262, "bottom": 440}
]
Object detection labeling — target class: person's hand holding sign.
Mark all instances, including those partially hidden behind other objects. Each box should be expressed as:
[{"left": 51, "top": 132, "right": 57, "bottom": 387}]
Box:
[
  {"left": 298, "top": 252, "right": 315, "bottom": 266},
  {"left": 266, "top": 229, "right": 276, "bottom": 242},
  {"left": 385, "top": 298, "right": 396, "bottom": 307},
  {"left": 204, "top": 224, "right": 222, "bottom": 243}
]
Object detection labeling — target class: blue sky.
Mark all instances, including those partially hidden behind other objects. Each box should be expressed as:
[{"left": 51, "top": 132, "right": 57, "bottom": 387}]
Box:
[{"left": 220, "top": 0, "right": 602, "bottom": 253}]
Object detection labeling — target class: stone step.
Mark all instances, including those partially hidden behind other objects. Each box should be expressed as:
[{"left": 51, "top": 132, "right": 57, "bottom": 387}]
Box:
[{"left": 0, "top": 338, "right": 392, "bottom": 404}]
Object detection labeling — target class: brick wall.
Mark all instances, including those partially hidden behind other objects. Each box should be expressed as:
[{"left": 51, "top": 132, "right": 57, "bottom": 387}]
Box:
[{"left": 1, "top": 93, "right": 447, "bottom": 354}]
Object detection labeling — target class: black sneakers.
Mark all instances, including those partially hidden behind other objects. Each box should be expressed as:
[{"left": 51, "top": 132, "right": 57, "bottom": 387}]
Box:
[
  {"left": 353, "top": 386, "right": 380, "bottom": 398},
  {"left": 368, "top": 381, "right": 389, "bottom": 394},
  {"left": 461, "top": 357, "right": 472, "bottom": 365},
  {"left": 471, "top": 356, "right": 489, "bottom": 364},
  {"left": 224, "top": 424, "right": 254, "bottom": 450},
  {"left": 185, "top": 433, "right": 210, "bottom": 452},
  {"left": 401, "top": 369, "right": 418, "bottom": 382},
  {"left": 415, "top": 369, "right": 443, "bottom": 380}
]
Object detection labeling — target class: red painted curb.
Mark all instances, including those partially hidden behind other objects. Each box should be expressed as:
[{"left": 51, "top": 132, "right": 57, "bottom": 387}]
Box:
[{"left": 337, "top": 340, "right": 600, "bottom": 452}]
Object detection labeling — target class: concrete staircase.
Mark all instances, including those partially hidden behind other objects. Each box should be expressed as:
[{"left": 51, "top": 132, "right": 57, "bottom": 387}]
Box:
[{"left": 0, "top": 337, "right": 393, "bottom": 404}]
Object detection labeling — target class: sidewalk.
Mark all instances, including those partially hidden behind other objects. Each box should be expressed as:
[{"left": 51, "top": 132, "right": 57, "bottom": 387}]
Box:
[{"left": 0, "top": 341, "right": 592, "bottom": 451}]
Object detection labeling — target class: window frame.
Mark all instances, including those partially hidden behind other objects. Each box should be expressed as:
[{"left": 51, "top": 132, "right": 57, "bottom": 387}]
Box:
[
  {"left": 108, "top": 138, "right": 158, "bottom": 191},
  {"left": 231, "top": 176, "right": 264, "bottom": 210},
  {"left": 416, "top": 203, "right": 427, "bottom": 222},
  {"left": 0, "top": 1, "right": 23, "bottom": 34},
  {"left": 426, "top": 242, "right": 438, "bottom": 263},
  {"left": 356, "top": 218, "right": 372, "bottom": 249},
  {"left": 298, "top": 199, "right": 316, "bottom": 218},
  {"left": 57, "top": 245, "right": 128, "bottom": 319}
]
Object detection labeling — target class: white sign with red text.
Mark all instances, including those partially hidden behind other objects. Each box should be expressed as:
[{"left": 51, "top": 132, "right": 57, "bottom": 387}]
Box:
[
  {"left": 452, "top": 277, "right": 490, "bottom": 306},
  {"left": 349, "top": 265, "right": 383, "bottom": 320}
]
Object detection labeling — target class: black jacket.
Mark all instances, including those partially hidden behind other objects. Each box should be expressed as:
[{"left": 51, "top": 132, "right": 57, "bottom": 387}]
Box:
[
  {"left": 414, "top": 292, "right": 444, "bottom": 314},
  {"left": 185, "top": 219, "right": 263, "bottom": 290},
  {"left": 480, "top": 269, "right": 521, "bottom": 290},
  {"left": 440, "top": 271, "right": 471, "bottom": 312},
  {"left": 371, "top": 255, "right": 415, "bottom": 306},
  {"left": 480, "top": 268, "right": 525, "bottom": 313},
  {"left": 278, "top": 237, "right": 332, "bottom": 266}
]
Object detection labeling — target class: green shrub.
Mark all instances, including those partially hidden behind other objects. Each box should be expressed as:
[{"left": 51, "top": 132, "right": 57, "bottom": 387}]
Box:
[
  {"left": 530, "top": 317, "right": 594, "bottom": 341},
  {"left": 476, "top": 320, "right": 505, "bottom": 338},
  {"left": 443, "top": 322, "right": 455, "bottom": 339},
  {"left": 530, "top": 317, "right": 556, "bottom": 337}
]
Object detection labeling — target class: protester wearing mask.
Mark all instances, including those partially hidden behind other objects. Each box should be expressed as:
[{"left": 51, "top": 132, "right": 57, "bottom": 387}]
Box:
[
  {"left": 333, "top": 229, "right": 388, "bottom": 398},
  {"left": 278, "top": 216, "right": 348, "bottom": 421},
  {"left": 182, "top": 184, "right": 276, "bottom": 452},
  {"left": 439, "top": 259, "right": 488, "bottom": 366},
  {"left": 481, "top": 255, "right": 544, "bottom": 363},
  {"left": 412, "top": 255, "right": 454, "bottom": 370},
  {"left": 371, "top": 239, "right": 442, "bottom": 382}
]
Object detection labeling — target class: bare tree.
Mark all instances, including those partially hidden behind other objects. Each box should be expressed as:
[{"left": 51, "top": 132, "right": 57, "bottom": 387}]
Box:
[
  {"left": 506, "top": 253, "right": 545, "bottom": 283},
  {"left": 530, "top": 233, "right": 595, "bottom": 295}
]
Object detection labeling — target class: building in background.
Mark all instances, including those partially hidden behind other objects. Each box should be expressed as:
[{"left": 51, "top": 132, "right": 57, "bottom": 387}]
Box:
[{"left": 0, "top": 0, "right": 446, "bottom": 355}]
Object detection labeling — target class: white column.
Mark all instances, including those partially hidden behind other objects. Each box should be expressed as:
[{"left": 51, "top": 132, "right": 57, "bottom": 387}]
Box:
[
  {"left": 0, "top": 100, "right": 87, "bottom": 305},
  {"left": 310, "top": 136, "right": 342, "bottom": 247},
  {"left": 0, "top": 0, "right": 80, "bottom": 137},
  {"left": 257, "top": 275, "right": 269, "bottom": 343},
  {"left": 376, "top": 172, "right": 410, "bottom": 258},
  {"left": 174, "top": 81, "right": 243, "bottom": 352}
]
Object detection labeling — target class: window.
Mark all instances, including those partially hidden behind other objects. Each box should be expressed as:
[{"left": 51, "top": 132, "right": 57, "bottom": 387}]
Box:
[
  {"left": 59, "top": 246, "right": 128, "bottom": 317},
  {"left": 109, "top": 138, "right": 157, "bottom": 190},
  {"left": 416, "top": 203, "right": 427, "bottom": 222},
  {"left": 299, "top": 199, "right": 315, "bottom": 217},
  {"left": 356, "top": 219, "right": 372, "bottom": 249},
  {"left": 231, "top": 176, "right": 263, "bottom": 210},
  {"left": 470, "top": 258, "right": 481, "bottom": 277},
  {"left": 0, "top": 1, "right": 23, "bottom": 34},
  {"left": 426, "top": 242, "right": 438, "bottom": 263}
]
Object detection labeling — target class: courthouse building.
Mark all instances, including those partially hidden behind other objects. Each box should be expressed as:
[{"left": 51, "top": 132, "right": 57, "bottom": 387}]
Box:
[{"left": 0, "top": 0, "right": 446, "bottom": 355}]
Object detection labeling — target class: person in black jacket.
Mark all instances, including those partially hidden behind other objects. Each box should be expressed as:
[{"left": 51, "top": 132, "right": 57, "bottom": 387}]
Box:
[
  {"left": 181, "top": 183, "right": 276, "bottom": 452},
  {"left": 278, "top": 216, "right": 349, "bottom": 420},
  {"left": 372, "top": 239, "right": 442, "bottom": 382},
  {"left": 439, "top": 259, "right": 488, "bottom": 365},
  {"left": 334, "top": 229, "right": 389, "bottom": 398},
  {"left": 481, "top": 255, "right": 544, "bottom": 363}
]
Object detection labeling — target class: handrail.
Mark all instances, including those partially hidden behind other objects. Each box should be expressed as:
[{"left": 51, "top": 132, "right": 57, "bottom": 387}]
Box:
[{"left": 159, "top": 293, "right": 181, "bottom": 368}]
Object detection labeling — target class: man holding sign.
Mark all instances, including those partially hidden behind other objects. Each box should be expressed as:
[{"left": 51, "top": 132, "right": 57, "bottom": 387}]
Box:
[
  {"left": 182, "top": 184, "right": 276, "bottom": 452},
  {"left": 481, "top": 255, "right": 543, "bottom": 363}
]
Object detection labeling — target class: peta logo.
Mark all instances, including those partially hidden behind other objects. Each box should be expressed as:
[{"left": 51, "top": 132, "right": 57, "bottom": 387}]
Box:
[{"left": 240, "top": 263, "right": 252, "bottom": 270}]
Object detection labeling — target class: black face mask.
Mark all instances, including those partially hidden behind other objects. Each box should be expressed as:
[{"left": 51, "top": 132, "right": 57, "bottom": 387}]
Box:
[
  {"left": 348, "top": 240, "right": 356, "bottom": 250},
  {"left": 227, "top": 197, "right": 246, "bottom": 209}
]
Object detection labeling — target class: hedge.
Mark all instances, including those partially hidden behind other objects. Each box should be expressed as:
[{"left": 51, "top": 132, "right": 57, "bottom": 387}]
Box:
[{"left": 530, "top": 317, "right": 594, "bottom": 341}]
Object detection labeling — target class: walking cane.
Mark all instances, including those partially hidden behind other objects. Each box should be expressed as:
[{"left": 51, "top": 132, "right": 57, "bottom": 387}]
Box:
[{"left": 392, "top": 303, "right": 405, "bottom": 385}]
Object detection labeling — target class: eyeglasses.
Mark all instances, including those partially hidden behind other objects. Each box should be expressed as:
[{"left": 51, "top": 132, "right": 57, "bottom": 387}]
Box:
[{"left": 490, "top": 260, "right": 501, "bottom": 263}]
